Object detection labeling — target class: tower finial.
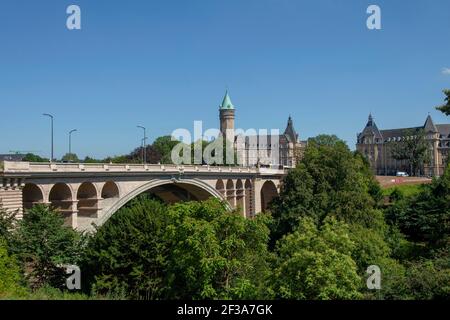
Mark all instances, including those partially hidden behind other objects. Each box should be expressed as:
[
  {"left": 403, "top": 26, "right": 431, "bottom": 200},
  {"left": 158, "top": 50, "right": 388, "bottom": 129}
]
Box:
[{"left": 220, "top": 91, "right": 234, "bottom": 110}]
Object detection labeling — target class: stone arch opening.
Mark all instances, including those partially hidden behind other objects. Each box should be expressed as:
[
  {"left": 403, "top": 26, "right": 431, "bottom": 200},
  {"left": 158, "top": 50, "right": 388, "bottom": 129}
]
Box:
[
  {"left": 102, "top": 181, "right": 120, "bottom": 199},
  {"left": 49, "top": 183, "right": 73, "bottom": 214},
  {"left": 22, "top": 183, "right": 44, "bottom": 211},
  {"left": 215, "top": 179, "right": 225, "bottom": 198},
  {"left": 97, "top": 179, "right": 228, "bottom": 228},
  {"left": 235, "top": 179, "right": 244, "bottom": 213},
  {"left": 260, "top": 180, "right": 278, "bottom": 212},
  {"left": 144, "top": 182, "right": 213, "bottom": 204},
  {"left": 77, "top": 182, "right": 99, "bottom": 216},
  {"left": 226, "top": 179, "right": 235, "bottom": 207},
  {"left": 245, "top": 179, "right": 253, "bottom": 218}
]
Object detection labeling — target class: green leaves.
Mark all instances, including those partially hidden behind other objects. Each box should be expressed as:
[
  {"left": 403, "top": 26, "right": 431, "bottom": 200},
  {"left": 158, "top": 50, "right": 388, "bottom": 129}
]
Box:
[
  {"left": 270, "top": 136, "right": 382, "bottom": 243},
  {"left": 386, "top": 164, "right": 450, "bottom": 247},
  {"left": 389, "top": 129, "right": 430, "bottom": 176},
  {"left": 272, "top": 217, "right": 362, "bottom": 300},
  {"left": 436, "top": 89, "right": 450, "bottom": 116},
  {"left": 0, "top": 238, "right": 27, "bottom": 298},
  {"left": 83, "top": 197, "right": 272, "bottom": 300},
  {"left": 11, "top": 205, "right": 86, "bottom": 289}
]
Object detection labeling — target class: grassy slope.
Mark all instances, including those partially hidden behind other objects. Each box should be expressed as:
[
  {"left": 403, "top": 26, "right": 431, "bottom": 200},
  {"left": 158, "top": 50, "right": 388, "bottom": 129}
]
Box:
[{"left": 382, "top": 184, "right": 422, "bottom": 197}]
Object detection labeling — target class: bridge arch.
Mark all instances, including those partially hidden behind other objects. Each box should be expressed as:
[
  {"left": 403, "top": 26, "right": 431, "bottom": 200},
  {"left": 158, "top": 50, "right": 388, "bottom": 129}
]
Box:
[
  {"left": 77, "top": 182, "right": 99, "bottom": 216},
  {"left": 236, "top": 179, "right": 244, "bottom": 213},
  {"left": 101, "top": 181, "right": 120, "bottom": 199},
  {"left": 49, "top": 183, "right": 74, "bottom": 214},
  {"left": 260, "top": 180, "right": 278, "bottom": 212},
  {"left": 96, "top": 178, "right": 229, "bottom": 227},
  {"left": 22, "top": 183, "right": 44, "bottom": 211},
  {"left": 215, "top": 179, "right": 225, "bottom": 197},
  {"left": 226, "top": 179, "right": 235, "bottom": 207}
]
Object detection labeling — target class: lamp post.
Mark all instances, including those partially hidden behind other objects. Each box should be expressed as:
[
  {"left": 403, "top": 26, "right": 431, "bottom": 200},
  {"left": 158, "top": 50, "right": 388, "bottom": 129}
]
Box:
[
  {"left": 69, "top": 129, "right": 77, "bottom": 161},
  {"left": 43, "top": 113, "right": 54, "bottom": 162},
  {"left": 137, "top": 125, "right": 147, "bottom": 164}
]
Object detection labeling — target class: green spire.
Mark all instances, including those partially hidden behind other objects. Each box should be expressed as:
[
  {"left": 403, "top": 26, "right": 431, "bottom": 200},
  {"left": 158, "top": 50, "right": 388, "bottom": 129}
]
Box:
[{"left": 220, "top": 91, "right": 235, "bottom": 110}]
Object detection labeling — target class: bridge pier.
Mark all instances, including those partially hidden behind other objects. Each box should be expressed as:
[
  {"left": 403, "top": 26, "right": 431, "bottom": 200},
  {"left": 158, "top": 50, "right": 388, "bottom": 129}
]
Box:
[{"left": 0, "top": 177, "right": 25, "bottom": 219}]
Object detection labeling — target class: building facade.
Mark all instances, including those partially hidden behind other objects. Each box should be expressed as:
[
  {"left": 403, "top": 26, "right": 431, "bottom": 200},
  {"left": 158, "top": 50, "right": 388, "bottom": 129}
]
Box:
[
  {"left": 356, "top": 114, "right": 450, "bottom": 176},
  {"left": 218, "top": 91, "right": 305, "bottom": 168}
]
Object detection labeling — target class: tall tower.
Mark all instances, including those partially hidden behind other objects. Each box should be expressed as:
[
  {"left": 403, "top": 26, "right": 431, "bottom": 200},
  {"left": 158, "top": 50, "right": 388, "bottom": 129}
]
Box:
[{"left": 219, "top": 91, "right": 235, "bottom": 140}]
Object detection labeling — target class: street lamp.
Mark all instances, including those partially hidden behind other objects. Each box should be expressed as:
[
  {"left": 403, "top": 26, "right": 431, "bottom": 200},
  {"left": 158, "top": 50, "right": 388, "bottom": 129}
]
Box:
[
  {"left": 42, "top": 113, "right": 54, "bottom": 162},
  {"left": 69, "top": 129, "right": 77, "bottom": 160},
  {"left": 137, "top": 126, "right": 147, "bottom": 164}
]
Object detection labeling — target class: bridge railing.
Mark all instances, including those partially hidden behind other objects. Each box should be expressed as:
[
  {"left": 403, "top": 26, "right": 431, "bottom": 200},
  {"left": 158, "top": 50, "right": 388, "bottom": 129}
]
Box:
[{"left": 0, "top": 161, "right": 286, "bottom": 175}]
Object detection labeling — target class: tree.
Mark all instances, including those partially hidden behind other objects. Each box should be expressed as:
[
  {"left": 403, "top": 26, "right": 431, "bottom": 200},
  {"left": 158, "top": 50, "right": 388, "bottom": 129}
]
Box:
[
  {"left": 307, "top": 134, "right": 343, "bottom": 147},
  {"left": 270, "top": 136, "right": 383, "bottom": 243},
  {"left": 436, "top": 89, "right": 450, "bottom": 116},
  {"left": 401, "top": 258, "right": 450, "bottom": 299},
  {"left": 83, "top": 156, "right": 102, "bottom": 163},
  {"left": 12, "top": 205, "right": 86, "bottom": 289},
  {"left": 389, "top": 129, "right": 430, "bottom": 176},
  {"left": 271, "top": 217, "right": 362, "bottom": 300},
  {"left": 385, "top": 163, "right": 450, "bottom": 247},
  {"left": 0, "top": 209, "right": 16, "bottom": 244},
  {"left": 152, "top": 136, "right": 180, "bottom": 164},
  {"left": 82, "top": 196, "right": 170, "bottom": 299},
  {"left": 61, "top": 153, "right": 79, "bottom": 163},
  {"left": 0, "top": 238, "right": 26, "bottom": 298},
  {"left": 127, "top": 145, "right": 161, "bottom": 164},
  {"left": 83, "top": 197, "right": 272, "bottom": 299},
  {"left": 164, "top": 200, "right": 271, "bottom": 299},
  {"left": 22, "top": 153, "right": 48, "bottom": 162}
]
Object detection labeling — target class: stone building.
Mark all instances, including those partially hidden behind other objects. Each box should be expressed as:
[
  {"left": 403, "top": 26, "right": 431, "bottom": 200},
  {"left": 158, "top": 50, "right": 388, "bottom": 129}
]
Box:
[
  {"left": 218, "top": 91, "right": 305, "bottom": 168},
  {"left": 356, "top": 114, "right": 450, "bottom": 176}
]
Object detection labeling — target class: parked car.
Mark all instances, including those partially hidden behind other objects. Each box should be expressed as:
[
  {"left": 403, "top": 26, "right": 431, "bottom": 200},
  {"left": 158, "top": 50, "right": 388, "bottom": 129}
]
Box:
[{"left": 396, "top": 171, "right": 409, "bottom": 177}]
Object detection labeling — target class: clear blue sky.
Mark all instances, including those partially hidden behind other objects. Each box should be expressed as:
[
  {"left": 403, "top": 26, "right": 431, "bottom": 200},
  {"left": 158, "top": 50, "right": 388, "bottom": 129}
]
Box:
[{"left": 1, "top": 0, "right": 449, "bottom": 159}]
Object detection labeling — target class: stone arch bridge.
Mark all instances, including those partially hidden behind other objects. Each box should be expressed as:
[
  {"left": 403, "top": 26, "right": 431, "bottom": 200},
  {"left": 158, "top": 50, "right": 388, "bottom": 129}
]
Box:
[{"left": 0, "top": 161, "right": 285, "bottom": 231}]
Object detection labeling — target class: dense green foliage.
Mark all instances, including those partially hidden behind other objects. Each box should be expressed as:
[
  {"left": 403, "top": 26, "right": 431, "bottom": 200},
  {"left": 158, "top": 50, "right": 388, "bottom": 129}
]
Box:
[
  {"left": 22, "top": 153, "right": 49, "bottom": 162},
  {"left": 0, "top": 238, "right": 26, "bottom": 298},
  {"left": 271, "top": 217, "right": 362, "bottom": 299},
  {"left": 10, "top": 205, "right": 86, "bottom": 289},
  {"left": 270, "top": 138, "right": 382, "bottom": 243},
  {"left": 82, "top": 135, "right": 180, "bottom": 164},
  {"left": 385, "top": 164, "right": 450, "bottom": 247},
  {"left": 83, "top": 197, "right": 271, "bottom": 299},
  {"left": 61, "top": 153, "right": 79, "bottom": 162}
]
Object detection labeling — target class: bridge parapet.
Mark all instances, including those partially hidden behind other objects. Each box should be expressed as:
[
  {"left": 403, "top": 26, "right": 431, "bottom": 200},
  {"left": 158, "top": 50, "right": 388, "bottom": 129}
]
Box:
[{"left": 0, "top": 161, "right": 270, "bottom": 175}]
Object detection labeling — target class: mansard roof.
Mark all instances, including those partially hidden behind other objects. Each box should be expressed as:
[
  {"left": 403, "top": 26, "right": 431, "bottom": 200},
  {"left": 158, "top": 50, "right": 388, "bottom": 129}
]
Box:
[
  {"left": 436, "top": 124, "right": 450, "bottom": 138},
  {"left": 361, "top": 115, "right": 450, "bottom": 141},
  {"left": 379, "top": 127, "right": 422, "bottom": 139}
]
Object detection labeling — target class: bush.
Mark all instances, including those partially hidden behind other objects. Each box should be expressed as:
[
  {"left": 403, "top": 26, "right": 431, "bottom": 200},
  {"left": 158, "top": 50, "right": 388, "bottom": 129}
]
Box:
[
  {"left": 0, "top": 238, "right": 27, "bottom": 298},
  {"left": 12, "top": 205, "right": 86, "bottom": 289},
  {"left": 271, "top": 217, "right": 362, "bottom": 300}
]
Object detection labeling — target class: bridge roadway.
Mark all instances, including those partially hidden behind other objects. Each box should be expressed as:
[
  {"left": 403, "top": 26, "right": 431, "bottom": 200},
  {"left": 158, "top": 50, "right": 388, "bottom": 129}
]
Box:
[{"left": 0, "top": 161, "right": 285, "bottom": 231}]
